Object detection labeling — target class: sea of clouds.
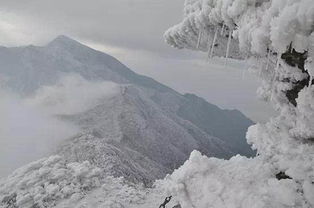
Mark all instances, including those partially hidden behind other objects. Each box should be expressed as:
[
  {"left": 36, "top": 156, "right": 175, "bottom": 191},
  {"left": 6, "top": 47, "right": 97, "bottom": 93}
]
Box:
[{"left": 0, "top": 74, "right": 119, "bottom": 177}]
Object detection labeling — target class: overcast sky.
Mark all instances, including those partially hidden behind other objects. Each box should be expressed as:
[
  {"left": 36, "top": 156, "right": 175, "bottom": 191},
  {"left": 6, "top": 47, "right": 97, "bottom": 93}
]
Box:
[{"left": 0, "top": 0, "right": 274, "bottom": 122}]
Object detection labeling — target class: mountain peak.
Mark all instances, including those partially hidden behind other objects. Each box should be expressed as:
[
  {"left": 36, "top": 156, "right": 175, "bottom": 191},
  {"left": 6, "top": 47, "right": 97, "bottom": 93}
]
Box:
[
  {"left": 47, "top": 35, "right": 83, "bottom": 48},
  {"left": 53, "top": 35, "right": 73, "bottom": 41}
]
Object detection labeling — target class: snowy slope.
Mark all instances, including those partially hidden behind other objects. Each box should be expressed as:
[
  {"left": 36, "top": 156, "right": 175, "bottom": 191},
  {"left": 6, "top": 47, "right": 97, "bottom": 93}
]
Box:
[
  {"left": 0, "top": 36, "right": 254, "bottom": 185},
  {"left": 0, "top": 35, "right": 253, "bottom": 155},
  {"left": 0, "top": 156, "right": 104, "bottom": 208},
  {"left": 0, "top": 156, "right": 174, "bottom": 208},
  {"left": 56, "top": 84, "right": 234, "bottom": 185},
  {"left": 0, "top": 35, "right": 173, "bottom": 95}
]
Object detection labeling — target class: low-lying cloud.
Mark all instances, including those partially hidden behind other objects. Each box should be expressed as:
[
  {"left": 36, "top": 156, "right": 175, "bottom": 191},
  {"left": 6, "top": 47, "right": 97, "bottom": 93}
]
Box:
[
  {"left": 0, "top": 74, "right": 119, "bottom": 178},
  {"left": 26, "top": 74, "right": 120, "bottom": 115}
]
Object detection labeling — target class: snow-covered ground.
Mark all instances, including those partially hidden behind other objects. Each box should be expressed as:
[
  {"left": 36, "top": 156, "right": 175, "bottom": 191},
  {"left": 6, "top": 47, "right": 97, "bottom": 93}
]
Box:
[
  {"left": 0, "top": 156, "right": 103, "bottom": 208},
  {"left": 0, "top": 156, "right": 176, "bottom": 208},
  {"left": 162, "top": 151, "right": 314, "bottom": 208}
]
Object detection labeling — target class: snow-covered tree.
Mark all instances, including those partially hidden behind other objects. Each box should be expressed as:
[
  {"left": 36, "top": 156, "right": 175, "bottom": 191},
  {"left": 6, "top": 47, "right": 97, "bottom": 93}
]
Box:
[{"left": 162, "top": 0, "right": 314, "bottom": 207}]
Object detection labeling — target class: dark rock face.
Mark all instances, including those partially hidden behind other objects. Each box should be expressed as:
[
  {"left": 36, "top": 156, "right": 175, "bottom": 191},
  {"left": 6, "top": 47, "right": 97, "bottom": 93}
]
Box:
[
  {"left": 281, "top": 45, "right": 309, "bottom": 107},
  {"left": 177, "top": 93, "right": 255, "bottom": 157},
  {"left": 275, "top": 172, "right": 292, "bottom": 180}
]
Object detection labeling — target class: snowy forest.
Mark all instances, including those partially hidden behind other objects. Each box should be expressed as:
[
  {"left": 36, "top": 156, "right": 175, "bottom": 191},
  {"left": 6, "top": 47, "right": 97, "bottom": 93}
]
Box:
[{"left": 0, "top": 0, "right": 314, "bottom": 207}]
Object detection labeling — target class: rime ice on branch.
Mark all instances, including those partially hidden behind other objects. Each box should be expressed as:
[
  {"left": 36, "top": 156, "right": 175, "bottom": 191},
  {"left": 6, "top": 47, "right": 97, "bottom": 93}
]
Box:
[{"left": 163, "top": 0, "right": 314, "bottom": 207}]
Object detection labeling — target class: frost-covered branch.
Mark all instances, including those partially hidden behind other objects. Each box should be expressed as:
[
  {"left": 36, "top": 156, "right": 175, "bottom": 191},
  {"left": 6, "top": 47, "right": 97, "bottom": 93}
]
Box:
[{"left": 163, "top": 0, "right": 314, "bottom": 207}]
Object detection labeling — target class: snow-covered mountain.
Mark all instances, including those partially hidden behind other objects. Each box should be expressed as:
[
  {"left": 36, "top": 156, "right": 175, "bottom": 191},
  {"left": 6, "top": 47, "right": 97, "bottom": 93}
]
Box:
[
  {"left": 0, "top": 36, "right": 254, "bottom": 185},
  {"left": 0, "top": 35, "right": 174, "bottom": 95}
]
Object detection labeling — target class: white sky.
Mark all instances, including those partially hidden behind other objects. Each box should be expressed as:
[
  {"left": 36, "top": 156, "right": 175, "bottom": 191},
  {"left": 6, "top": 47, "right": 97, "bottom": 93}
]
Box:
[{"left": 0, "top": 0, "right": 274, "bottom": 122}]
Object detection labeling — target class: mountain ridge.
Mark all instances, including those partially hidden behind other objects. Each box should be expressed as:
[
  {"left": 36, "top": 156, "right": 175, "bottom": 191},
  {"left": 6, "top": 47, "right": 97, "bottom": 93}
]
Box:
[{"left": 0, "top": 35, "right": 255, "bottom": 184}]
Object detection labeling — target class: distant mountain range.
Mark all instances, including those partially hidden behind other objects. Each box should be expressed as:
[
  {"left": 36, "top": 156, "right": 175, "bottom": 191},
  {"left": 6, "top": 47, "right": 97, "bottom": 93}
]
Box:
[{"left": 0, "top": 35, "right": 254, "bottom": 184}]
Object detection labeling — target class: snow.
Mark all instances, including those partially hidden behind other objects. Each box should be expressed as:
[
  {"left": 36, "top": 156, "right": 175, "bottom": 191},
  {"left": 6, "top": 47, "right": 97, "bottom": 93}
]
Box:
[
  {"left": 0, "top": 156, "right": 180, "bottom": 208},
  {"left": 197, "top": 30, "right": 202, "bottom": 49},
  {"left": 0, "top": 156, "right": 103, "bottom": 208},
  {"left": 165, "top": 0, "right": 314, "bottom": 58},
  {"left": 55, "top": 176, "right": 151, "bottom": 208},
  {"left": 162, "top": 151, "right": 314, "bottom": 208},
  {"left": 163, "top": 0, "right": 314, "bottom": 207},
  {"left": 0, "top": 36, "right": 255, "bottom": 183},
  {"left": 2, "top": 5, "right": 314, "bottom": 204},
  {"left": 209, "top": 27, "right": 219, "bottom": 58},
  {"left": 225, "top": 30, "right": 232, "bottom": 59},
  {"left": 55, "top": 82, "right": 243, "bottom": 184}
]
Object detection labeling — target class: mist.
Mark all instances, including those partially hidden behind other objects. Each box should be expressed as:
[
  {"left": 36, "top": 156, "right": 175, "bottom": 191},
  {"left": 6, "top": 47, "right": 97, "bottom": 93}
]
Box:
[
  {"left": 0, "top": 74, "right": 119, "bottom": 178},
  {"left": 26, "top": 74, "right": 120, "bottom": 115}
]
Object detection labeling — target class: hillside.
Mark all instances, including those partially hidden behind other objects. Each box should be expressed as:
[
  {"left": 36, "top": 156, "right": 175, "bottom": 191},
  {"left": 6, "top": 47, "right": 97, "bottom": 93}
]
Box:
[{"left": 0, "top": 36, "right": 254, "bottom": 185}]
